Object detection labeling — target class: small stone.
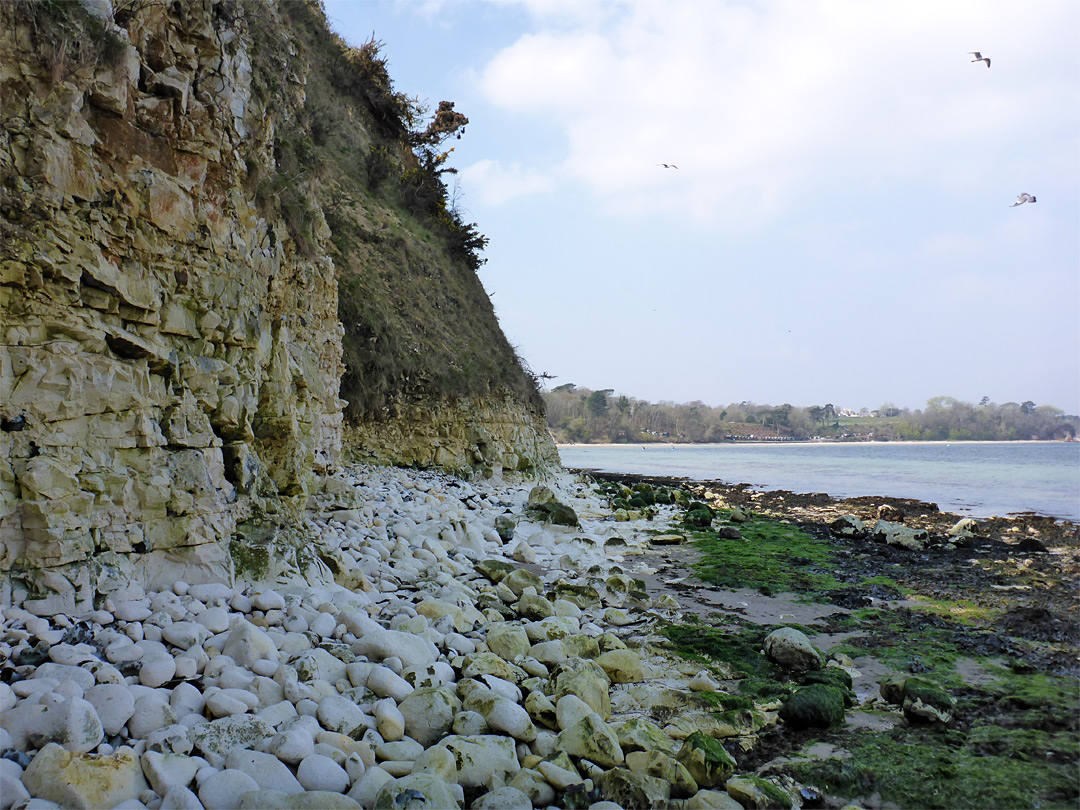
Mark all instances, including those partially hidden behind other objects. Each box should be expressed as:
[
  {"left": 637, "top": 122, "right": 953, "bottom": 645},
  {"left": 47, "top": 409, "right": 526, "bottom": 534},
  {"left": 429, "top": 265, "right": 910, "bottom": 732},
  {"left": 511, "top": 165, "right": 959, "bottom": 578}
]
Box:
[
  {"left": 597, "top": 767, "right": 672, "bottom": 809},
  {"left": 686, "top": 789, "right": 745, "bottom": 809},
  {"left": 779, "top": 684, "right": 846, "bottom": 729},
  {"left": 84, "top": 683, "right": 135, "bottom": 736},
  {"left": 398, "top": 687, "right": 461, "bottom": 747},
  {"left": 482, "top": 696, "right": 537, "bottom": 742},
  {"left": 508, "top": 768, "right": 556, "bottom": 807},
  {"left": 162, "top": 622, "right": 209, "bottom": 651},
  {"left": 141, "top": 751, "right": 200, "bottom": 795},
  {"left": 594, "top": 649, "right": 643, "bottom": 683},
  {"left": 267, "top": 726, "right": 315, "bottom": 765},
  {"left": 198, "top": 768, "right": 261, "bottom": 810},
  {"left": 27, "top": 696, "right": 104, "bottom": 753},
  {"left": 689, "top": 671, "right": 720, "bottom": 692},
  {"left": 226, "top": 748, "right": 304, "bottom": 793},
  {"left": 238, "top": 789, "right": 363, "bottom": 809},
  {"left": 251, "top": 590, "right": 286, "bottom": 612},
  {"left": 206, "top": 691, "right": 249, "bottom": 718},
  {"left": 625, "top": 750, "right": 698, "bottom": 798},
  {"left": 426, "top": 735, "right": 519, "bottom": 789},
  {"left": 374, "top": 698, "right": 405, "bottom": 742},
  {"left": 554, "top": 713, "right": 623, "bottom": 768},
  {"left": 159, "top": 784, "right": 204, "bottom": 810},
  {"left": 485, "top": 624, "right": 531, "bottom": 661},
  {"left": 316, "top": 694, "right": 371, "bottom": 737},
  {"left": 297, "top": 753, "right": 350, "bottom": 792},
  {"left": 221, "top": 620, "right": 279, "bottom": 668},
  {"left": 472, "top": 786, "right": 532, "bottom": 810},
  {"left": 129, "top": 694, "right": 178, "bottom": 740},
  {"left": 366, "top": 665, "right": 414, "bottom": 702},
  {"left": 347, "top": 765, "right": 395, "bottom": 808},
  {"left": 188, "top": 714, "right": 274, "bottom": 768},
  {"left": 374, "top": 772, "right": 461, "bottom": 809}
]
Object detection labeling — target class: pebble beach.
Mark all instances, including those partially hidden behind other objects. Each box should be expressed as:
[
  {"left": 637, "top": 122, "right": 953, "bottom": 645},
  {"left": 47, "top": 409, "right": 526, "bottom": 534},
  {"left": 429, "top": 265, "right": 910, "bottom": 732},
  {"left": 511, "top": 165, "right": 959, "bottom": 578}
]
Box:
[{"left": 0, "top": 464, "right": 775, "bottom": 810}]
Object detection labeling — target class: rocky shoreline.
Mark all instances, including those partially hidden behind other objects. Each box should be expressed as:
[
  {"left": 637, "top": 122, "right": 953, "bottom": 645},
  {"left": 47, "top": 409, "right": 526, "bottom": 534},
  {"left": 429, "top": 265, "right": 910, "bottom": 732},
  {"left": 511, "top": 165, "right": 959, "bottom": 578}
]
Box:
[{"left": 1, "top": 464, "right": 1077, "bottom": 810}]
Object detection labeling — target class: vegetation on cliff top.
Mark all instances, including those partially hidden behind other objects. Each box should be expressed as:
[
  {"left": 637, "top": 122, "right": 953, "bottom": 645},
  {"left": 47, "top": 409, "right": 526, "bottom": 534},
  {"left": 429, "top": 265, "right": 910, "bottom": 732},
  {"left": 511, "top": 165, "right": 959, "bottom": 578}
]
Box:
[{"left": 545, "top": 385, "right": 1078, "bottom": 443}]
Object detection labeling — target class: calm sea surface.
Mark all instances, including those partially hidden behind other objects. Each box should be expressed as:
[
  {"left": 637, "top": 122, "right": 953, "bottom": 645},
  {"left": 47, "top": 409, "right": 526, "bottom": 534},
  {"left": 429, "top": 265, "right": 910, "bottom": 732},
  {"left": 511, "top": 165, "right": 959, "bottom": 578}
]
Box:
[{"left": 558, "top": 442, "right": 1080, "bottom": 522}]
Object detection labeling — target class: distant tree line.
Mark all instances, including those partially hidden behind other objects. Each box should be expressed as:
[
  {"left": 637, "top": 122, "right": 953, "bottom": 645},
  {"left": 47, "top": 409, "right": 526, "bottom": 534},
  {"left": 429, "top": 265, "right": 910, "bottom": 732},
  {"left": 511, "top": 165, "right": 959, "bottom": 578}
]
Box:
[{"left": 543, "top": 386, "right": 1078, "bottom": 443}]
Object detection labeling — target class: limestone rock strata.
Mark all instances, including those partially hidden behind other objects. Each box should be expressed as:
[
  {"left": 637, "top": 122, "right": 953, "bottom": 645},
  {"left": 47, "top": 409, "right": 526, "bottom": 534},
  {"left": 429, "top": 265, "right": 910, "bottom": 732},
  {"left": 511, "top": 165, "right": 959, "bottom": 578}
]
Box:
[
  {"left": 346, "top": 394, "right": 559, "bottom": 476},
  {"left": 0, "top": 0, "right": 344, "bottom": 581},
  {"left": 0, "top": 1, "right": 554, "bottom": 584}
]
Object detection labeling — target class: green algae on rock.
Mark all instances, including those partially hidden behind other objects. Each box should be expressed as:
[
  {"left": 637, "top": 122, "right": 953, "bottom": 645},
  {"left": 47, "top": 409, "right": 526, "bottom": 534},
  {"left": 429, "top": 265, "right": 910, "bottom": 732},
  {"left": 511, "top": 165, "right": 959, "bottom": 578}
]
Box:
[
  {"left": 778, "top": 684, "right": 847, "bottom": 730},
  {"left": 677, "top": 732, "right": 737, "bottom": 788}
]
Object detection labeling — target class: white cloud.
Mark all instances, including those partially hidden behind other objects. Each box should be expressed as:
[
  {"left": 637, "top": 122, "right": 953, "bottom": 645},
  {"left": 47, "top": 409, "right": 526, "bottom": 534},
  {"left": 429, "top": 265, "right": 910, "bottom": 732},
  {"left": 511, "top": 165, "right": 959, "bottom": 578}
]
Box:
[
  {"left": 460, "top": 158, "right": 556, "bottom": 205},
  {"left": 473, "top": 0, "right": 1079, "bottom": 227}
]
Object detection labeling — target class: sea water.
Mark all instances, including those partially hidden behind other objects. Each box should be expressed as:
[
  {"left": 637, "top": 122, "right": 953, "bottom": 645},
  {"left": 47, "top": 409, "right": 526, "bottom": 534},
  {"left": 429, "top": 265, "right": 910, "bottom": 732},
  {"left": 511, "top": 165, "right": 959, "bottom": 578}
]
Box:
[{"left": 558, "top": 441, "right": 1080, "bottom": 521}]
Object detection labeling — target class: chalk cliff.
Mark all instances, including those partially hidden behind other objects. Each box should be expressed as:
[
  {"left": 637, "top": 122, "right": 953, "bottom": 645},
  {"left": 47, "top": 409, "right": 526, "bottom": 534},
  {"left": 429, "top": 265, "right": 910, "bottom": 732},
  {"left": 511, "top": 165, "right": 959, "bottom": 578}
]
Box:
[{"left": 0, "top": 0, "right": 556, "bottom": 595}]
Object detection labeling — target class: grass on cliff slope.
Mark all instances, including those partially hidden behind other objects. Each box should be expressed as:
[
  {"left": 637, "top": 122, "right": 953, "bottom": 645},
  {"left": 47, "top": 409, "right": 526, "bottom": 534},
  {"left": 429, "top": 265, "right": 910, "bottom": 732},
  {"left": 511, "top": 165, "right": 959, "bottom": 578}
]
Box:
[{"left": 246, "top": 1, "right": 543, "bottom": 420}]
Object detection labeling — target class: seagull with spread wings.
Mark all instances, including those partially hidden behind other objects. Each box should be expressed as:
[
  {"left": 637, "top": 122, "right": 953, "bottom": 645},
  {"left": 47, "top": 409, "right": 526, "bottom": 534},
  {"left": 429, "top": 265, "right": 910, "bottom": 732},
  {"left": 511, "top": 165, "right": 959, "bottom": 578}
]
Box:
[
  {"left": 657, "top": 163, "right": 678, "bottom": 169},
  {"left": 1010, "top": 193, "right": 1036, "bottom": 207},
  {"left": 969, "top": 51, "right": 990, "bottom": 68}
]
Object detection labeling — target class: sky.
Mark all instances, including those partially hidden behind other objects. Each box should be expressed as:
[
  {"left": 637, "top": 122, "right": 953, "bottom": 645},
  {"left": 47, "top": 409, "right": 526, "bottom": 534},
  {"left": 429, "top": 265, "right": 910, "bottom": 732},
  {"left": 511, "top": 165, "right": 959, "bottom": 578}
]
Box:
[{"left": 321, "top": 0, "right": 1080, "bottom": 415}]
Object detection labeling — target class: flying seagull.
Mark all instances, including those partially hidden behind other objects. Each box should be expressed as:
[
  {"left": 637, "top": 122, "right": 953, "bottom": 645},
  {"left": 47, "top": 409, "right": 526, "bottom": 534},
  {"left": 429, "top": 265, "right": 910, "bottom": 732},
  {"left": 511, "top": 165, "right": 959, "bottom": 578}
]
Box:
[
  {"left": 657, "top": 163, "right": 678, "bottom": 169},
  {"left": 1010, "top": 193, "right": 1036, "bottom": 207},
  {"left": 969, "top": 51, "right": 990, "bottom": 68}
]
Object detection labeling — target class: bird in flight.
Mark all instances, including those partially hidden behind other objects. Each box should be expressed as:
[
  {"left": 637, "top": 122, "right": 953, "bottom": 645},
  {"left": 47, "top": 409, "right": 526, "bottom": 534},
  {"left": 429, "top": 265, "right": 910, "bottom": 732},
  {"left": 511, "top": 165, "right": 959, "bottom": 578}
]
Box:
[
  {"left": 657, "top": 163, "right": 678, "bottom": 169},
  {"left": 1010, "top": 193, "right": 1036, "bottom": 207},
  {"left": 969, "top": 51, "right": 990, "bottom": 68}
]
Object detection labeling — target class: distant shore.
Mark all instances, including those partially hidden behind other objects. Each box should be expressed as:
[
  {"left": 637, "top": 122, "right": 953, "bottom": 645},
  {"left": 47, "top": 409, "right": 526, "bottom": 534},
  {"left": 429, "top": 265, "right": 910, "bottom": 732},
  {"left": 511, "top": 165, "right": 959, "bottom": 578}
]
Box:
[
  {"left": 557, "top": 439, "right": 1071, "bottom": 448},
  {"left": 557, "top": 441, "right": 1080, "bottom": 522}
]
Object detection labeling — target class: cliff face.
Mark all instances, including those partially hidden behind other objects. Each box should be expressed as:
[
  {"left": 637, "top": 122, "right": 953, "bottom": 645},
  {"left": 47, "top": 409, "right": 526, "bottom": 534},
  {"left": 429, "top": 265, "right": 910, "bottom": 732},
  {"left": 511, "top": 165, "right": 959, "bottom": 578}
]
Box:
[{"left": 0, "top": 0, "right": 555, "bottom": 593}]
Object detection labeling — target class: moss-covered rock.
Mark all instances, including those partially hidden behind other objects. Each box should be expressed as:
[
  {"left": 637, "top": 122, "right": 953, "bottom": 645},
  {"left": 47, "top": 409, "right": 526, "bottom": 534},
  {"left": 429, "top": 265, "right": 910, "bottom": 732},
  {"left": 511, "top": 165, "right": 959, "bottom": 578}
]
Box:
[
  {"left": 548, "top": 582, "right": 601, "bottom": 609},
  {"left": 545, "top": 502, "right": 580, "bottom": 527},
  {"left": 725, "top": 775, "right": 793, "bottom": 809},
  {"left": 676, "top": 732, "right": 736, "bottom": 788},
  {"left": 526, "top": 486, "right": 580, "bottom": 526},
  {"left": 598, "top": 767, "right": 672, "bottom": 808},
  {"left": 685, "top": 508, "right": 715, "bottom": 528},
  {"left": 779, "top": 684, "right": 846, "bottom": 729},
  {"left": 654, "top": 487, "right": 674, "bottom": 505},
  {"left": 502, "top": 567, "right": 544, "bottom": 597},
  {"left": 800, "top": 668, "right": 855, "bottom": 707},
  {"left": 554, "top": 712, "right": 624, "bottom": 768},
  {"left": 494, "top": 514, "right": 516, "bottom": 542},
  {"left": 880, "top": 674, "right": 956, "bottom": 724},
  {"left": 475, "top": 559, "right": 518, "bottom": 584},
  {"left": 625, "top": 750, "right": 698, "bottom": 798},
  {"left": 614, "top": 717, "right": 679, "bottom": 757}
]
